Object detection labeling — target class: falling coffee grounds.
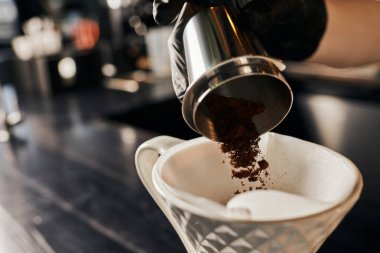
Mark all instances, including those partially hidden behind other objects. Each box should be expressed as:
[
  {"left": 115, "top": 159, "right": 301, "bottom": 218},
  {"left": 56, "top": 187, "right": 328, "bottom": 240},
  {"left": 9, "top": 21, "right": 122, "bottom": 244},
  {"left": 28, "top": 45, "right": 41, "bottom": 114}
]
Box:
[{"left": 204, "top": 94, "right": 269, "bottom": 191}]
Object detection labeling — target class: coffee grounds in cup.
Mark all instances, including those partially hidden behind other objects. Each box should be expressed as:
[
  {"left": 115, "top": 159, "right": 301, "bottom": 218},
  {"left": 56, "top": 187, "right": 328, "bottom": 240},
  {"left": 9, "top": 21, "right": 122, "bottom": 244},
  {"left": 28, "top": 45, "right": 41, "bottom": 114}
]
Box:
[{"left": 204, "top": 94, "right": 269, "bottom": 190}]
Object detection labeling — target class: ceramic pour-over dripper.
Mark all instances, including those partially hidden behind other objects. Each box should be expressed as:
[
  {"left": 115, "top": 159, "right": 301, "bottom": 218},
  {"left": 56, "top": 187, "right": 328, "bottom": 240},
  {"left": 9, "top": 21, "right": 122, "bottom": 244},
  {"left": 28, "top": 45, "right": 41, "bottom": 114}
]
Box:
[{"left": 136, "top": 133, "right": 363, "bottom": 253}]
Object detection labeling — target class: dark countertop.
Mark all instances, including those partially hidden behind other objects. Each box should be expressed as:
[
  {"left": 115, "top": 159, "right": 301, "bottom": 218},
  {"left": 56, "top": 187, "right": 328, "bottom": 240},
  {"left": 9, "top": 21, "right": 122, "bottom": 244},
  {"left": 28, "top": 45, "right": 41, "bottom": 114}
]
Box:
[{"left": 0, "top": 76, "right": 379, "bottom": 253}]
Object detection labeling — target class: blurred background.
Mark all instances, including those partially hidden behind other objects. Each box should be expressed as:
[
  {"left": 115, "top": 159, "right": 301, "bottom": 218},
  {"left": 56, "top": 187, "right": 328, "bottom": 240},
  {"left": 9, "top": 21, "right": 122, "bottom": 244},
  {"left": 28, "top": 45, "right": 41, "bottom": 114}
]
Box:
[
  {"left": 0, "top": 0, "right": 164, "bottom": 95},
  {"left": 0, "top": 0, "right": 377, "bottom": 95},
  {"left": 0, "top": 0, "right": 378, "bottom": 140}
]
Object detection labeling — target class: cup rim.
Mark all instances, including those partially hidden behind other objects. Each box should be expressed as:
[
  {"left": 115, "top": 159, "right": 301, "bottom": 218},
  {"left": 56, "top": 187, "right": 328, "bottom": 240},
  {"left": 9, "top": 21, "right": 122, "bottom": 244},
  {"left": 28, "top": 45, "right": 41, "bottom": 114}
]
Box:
[
  {"left": 181, "top": 55, "right": 292, "bottom": 138},
  {"left": 153, "top": 133, "right": 363, "bottom": 223}
]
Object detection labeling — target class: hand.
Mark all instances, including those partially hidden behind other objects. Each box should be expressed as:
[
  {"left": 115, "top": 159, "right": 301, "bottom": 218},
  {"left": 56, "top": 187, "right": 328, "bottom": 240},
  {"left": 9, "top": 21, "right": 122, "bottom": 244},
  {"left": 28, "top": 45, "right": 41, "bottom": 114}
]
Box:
[
  {"left": 240, "top": 0, "right": 327, "bottom": 61},
  {"left": 153, "top": 0, "right": 207, "bottom": 25},
  {"left": 153, "top": 0, "right": 327, "bottom": 99},
  {"left": 153, "top": 1, "right": 207, "bottom": 100}
]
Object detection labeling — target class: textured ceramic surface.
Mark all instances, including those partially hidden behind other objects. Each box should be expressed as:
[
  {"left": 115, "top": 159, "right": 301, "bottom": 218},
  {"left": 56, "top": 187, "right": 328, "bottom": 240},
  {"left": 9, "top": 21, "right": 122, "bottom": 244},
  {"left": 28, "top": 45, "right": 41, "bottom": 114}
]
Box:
[
  {"left": 169, "top": 200, "right": 353, "bottom": 253},
  {"left": 136, "top": 133, "right": 363, "bottom": 253}
]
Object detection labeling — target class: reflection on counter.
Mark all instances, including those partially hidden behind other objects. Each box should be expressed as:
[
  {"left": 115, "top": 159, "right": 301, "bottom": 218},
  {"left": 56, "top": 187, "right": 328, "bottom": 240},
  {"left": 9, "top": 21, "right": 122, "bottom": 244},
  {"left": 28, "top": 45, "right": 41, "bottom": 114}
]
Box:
[{"left": 286, "top": 61, "right": 380, "bottom": 86}]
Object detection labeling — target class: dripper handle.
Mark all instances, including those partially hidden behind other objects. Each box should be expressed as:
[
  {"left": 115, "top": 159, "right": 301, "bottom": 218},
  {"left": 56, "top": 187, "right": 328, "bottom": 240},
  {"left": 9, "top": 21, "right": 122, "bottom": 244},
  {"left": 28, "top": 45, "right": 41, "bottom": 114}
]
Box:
[{"left": 135, "top": 136, "right": 196, "bottom": 253}]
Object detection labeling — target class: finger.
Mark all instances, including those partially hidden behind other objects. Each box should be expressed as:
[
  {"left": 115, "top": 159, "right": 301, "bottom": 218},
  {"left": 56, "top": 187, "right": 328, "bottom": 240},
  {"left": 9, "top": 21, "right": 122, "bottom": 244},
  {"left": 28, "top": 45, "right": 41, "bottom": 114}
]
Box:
[
  {"left": 168, "top": 3, "right": 205, "bottom": 99},
  {"left": 153, "top": 0, "right": 186, "bottom": 25}
]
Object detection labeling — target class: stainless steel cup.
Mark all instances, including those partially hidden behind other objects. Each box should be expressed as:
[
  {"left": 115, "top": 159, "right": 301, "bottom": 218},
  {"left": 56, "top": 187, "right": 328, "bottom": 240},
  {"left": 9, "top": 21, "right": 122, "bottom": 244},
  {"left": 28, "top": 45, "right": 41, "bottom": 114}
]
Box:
[{"left": 181, "top": 5, "right": 293, "bottom": 141}]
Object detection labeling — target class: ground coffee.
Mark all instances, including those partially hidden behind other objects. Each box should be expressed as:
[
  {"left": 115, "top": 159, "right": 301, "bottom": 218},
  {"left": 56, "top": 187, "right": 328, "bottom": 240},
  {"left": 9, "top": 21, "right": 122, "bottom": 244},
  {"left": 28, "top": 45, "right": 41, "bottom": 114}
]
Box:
[{"left": 204, "top": 94, "right": 269, "bottom": 191}]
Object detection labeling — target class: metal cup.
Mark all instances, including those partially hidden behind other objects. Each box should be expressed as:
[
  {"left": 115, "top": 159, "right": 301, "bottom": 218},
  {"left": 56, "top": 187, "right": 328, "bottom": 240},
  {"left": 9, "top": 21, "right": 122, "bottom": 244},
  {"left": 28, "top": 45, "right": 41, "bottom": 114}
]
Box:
[{"left": 181, "top": 5, "right": 293, "bottom": 141}]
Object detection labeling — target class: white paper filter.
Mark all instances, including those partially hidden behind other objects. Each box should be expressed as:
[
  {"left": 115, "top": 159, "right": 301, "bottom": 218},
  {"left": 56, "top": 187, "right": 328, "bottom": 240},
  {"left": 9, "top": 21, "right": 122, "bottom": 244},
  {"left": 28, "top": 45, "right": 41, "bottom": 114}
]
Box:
[{"left": 160, "top": 133, "right": 359, "bottom": 221}]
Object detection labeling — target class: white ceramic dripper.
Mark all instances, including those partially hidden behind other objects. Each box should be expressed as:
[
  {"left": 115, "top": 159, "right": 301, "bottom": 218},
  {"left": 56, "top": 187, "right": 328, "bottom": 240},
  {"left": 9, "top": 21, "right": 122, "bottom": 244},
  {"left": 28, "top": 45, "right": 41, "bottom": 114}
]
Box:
[{"left": 135, "top": 133, "right": 362, "bottom": 253}]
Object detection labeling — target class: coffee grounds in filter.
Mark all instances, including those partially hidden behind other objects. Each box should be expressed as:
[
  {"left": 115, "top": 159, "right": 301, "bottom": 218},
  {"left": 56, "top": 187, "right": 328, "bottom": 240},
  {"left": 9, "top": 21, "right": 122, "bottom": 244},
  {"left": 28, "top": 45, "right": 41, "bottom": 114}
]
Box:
[{"left": 204, "top": 94, "right": 269, "bottom": 191}]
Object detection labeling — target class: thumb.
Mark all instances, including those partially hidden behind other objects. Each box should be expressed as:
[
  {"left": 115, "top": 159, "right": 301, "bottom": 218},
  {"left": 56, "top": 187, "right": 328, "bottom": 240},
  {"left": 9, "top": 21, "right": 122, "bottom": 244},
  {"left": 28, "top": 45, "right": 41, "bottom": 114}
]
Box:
[
  {"left": 153, "top": 0, "right": 186, "bottom": 25},
  {"left": 167, "top": 3, "right": 206, "bottom": 99}
]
